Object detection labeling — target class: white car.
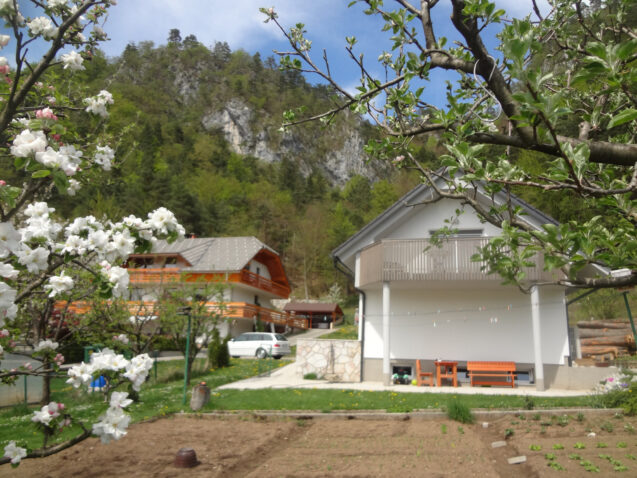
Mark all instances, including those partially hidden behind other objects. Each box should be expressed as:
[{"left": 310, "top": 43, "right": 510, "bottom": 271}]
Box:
[{"left": 227, "top": 332, "right": 291, "bottom": 359}]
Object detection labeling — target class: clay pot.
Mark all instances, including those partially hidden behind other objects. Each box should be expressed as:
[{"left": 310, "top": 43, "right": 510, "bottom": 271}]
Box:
[{"left": 174, "top": 447, "right": 198, "bottom": 468}]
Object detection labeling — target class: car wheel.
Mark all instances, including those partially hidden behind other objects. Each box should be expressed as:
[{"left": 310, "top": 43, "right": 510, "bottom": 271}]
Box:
[
  {"left": 272, "top": 355, "right": 282, "bottom": 360},
  {"left": 231, "top": 356, "right": 239, "bottom": 359},
  {"left": 256, "top": 348, "right": 267, "bottom": 359}
]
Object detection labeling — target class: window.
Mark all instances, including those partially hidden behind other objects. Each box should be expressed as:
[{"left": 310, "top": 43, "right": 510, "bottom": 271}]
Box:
[{"left": 428, "top": 228, "right": 483, "bottom": 237}]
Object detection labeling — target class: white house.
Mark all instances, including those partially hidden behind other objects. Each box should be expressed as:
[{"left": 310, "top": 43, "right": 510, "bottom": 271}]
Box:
[{"left": 332, "top": 181, "right": 579, "bottom": 391}]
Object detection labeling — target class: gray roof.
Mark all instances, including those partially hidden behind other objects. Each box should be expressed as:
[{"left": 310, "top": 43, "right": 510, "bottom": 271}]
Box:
[{"left": 151, "top": 237, "right": 277, "bottom": 272}]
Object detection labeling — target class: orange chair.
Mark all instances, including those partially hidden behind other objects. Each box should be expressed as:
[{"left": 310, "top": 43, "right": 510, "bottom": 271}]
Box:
[{"left": 416, "top": 360, "right": 434, "bottom": 386}]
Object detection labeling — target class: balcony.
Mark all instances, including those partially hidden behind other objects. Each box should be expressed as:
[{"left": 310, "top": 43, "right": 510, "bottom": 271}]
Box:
[
  {"left": 358, "top": 237, "right": 554, "bottom": 287},
  {"left": 127, "top": 268, "right": 290, "bottom": 298},
  {"left": 57, "top": 300, "right": 310, "bottom": 329}
]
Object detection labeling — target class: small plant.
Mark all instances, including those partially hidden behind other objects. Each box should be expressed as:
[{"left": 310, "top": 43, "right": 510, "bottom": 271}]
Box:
[
  {"left": 544, "top": 453, "right": 556, "bottom": 460},
  {"left": 540, "top": 426, "right": 547, "bottom": 435},
  {"left": 626, "top": 454, "right": 637, "bottom": 460},
  {"left": 529, "top": 444, "right": 542, "bottom": 451},
  {"left": 614, "top": 412, "right": 624, "bottom": 419},
  {"left": 574, "top": 442, "right": 586, "bottom": 449},
  {"left": 446, "top": 398, "right": 474, "bottom": 424},
  {"left": 617, "top": 441, "right": 628, "bottom": 448},
  {"left": 614, "top": 464, "right": 629, "bottom": 471},
  {"left": 547, "top": 462, "right": 565, "bottom": 470},
  {"left": 523, "top": 395, "right": 535, "bottom": 410},
  {"left": 553, "top": 444, "right": 565, "bottom": 450},
  {"left": 517, "top": 414, "right": 526, "bottom": 421},
  {"left": 532, "top": 413, "right": 541, "bottom": 421},
  {"left": 510, "top": 420, "right": 519, "bottom": 425},
  {"left": 569, "top": 453, "right": 582, "bottom": 460},
  {"left": 596, "top": 442, "right": 608, "bottom": 448},
  {"left": 579, "top": 460, "right": 600, "bottom": 472},
  {"left": 577, "top": 412, "right": 585, "bottom": 422},
  {"left": 441, "top": 424, "right": 447, "bottom": 434},
  {"left": 457, "top": 426, "right": 464, "bottom": 435},
  {"left": 600, "top": 422, "right": 614, "bottom": 433},
  {"left": 557, "top": 415, "right": 570, "bottom": 427},
  {"left": 504, "top": 428, "right": 514, "bottom": 439},
  {"left": 624, "top": 423, "right": 635, "bottom": 434}
]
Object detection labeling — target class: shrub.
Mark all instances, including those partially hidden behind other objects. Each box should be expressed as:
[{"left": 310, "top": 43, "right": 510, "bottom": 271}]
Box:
[
  {"left": 207, "top": 329, "right": 230, "bottom": 369},
  {"left": 446, "top": 398, "right": 474, "bottom": 424}
]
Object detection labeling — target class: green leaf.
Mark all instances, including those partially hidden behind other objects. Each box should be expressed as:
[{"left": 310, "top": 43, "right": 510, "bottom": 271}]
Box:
[
  {"left": 31, "top": 169, "right": 51, "bottom": 178},
  {"left": 608, "top": 109, "right": 637, "bottom": 129}
]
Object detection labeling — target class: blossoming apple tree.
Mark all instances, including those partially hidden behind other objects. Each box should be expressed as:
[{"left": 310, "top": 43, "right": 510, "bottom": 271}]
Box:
[
  {"left": 263, "top": 0, "right": 637, "bottom": 290},
  {"left": 0, "top": 0, "right": 184, "bottom": 466}
]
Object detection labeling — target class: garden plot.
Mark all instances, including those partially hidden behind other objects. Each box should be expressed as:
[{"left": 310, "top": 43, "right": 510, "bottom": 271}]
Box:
[{"left": 3, "top": 412, "right": 637, "bottom": 477}]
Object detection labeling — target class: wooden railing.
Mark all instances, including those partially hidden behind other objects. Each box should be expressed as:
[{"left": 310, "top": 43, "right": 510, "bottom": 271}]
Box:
[
  {"left": 127, "top": 268, "right": 290, "bottom": 297},
  {"left": 238, "top": 270, "right": 291, "bottom": 297},
  {"left": 57, "top": 300, "right": 310, "bottom": 329},
  {"left": 359, "top": 237, "right": 554, "bottom": 286}
]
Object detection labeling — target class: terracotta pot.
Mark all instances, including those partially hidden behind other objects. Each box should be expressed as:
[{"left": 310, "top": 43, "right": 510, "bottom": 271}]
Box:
[{"left": 174, "top": 447, "right": 198, "bottom": 468}]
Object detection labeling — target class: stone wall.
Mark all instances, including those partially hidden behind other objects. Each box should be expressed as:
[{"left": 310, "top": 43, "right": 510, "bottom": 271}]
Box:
[{"left": 296, "top": 339, "right": 361, "bottom": 382}]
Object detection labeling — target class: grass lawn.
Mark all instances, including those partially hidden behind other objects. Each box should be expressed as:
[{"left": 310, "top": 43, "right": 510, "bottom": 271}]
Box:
[{"left": 0, "top": 356, "right": 599, "bottom": 452}]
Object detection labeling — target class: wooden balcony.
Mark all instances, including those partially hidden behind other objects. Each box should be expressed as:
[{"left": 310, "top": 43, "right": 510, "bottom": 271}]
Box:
[
  {"left": 57, "top": 300, "right": 310, "bottom": 329},
  {"left": 359, "top": 237, "right": 554, "bottom": 287},
  {"left": 127, "top": 268, "right": 290, "bottom": 298}
]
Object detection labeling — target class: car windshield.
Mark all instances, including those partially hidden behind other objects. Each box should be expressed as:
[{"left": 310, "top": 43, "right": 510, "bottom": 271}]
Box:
[{"left": 274, "top": 334, "right": 287, "bottom": 341}]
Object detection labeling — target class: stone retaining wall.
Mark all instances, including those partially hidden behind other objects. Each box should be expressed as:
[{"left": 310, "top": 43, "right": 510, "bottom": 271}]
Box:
[{"left": 296, "top": 339, "right": 361, "bottom": 382}]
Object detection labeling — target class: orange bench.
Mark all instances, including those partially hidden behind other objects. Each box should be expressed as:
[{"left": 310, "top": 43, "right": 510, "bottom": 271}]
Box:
[
  {"left": 467, "top": 361, "right": 516, "bottom": 388},
  {"left": 416, "top": 360, "right": 434, "bottom": 386}
]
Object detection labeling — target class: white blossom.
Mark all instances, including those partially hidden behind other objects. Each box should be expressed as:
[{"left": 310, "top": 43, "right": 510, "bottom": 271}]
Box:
[
  {"left": 84, "top": 90, "right": 113, "bottom": 117},
  {"left": 10, "top": 129, "right": 47, "bottom": 157},
  {"left": 109, "top": 391, "right": 132, "bottom": 409},
  {"left": 0, "top": 281, "right": 17, "bottom": 311},
  {"left": 102, "top": 264, "right": 129, "bottom": 298},
  {"left": 44, "top": 272, "right": 74, "bottom": 298},
  {"left": 16, "top": 246, "right": 49, "bottom": 273},
  {"left": 93, "top": 145, "right": 114, "bottom": 171},
  {"left": 92, "top": 406, "right": 130, "bottom": 443},
  {"left": 34, "top": 339, "right": 59, "bottom": 352},
  {"left": 47, "top": 0, "right": 68, "bottom": 9},
  {"left": 60, "top": 50, "right": 84, "bottom": 70},
  {"left": 67, "top": 178, "right": 81, "bottom": 196},
  {"left": 31, "top": 401, "right": 61, "bottom": 426},
  {"left": 0, "top": 34, "right": 9, "bottom": 47},
  {"left": 0, "top": 262, "right": 18, "bottom": 279},
  {"left": 3, "top": 441, "right": 26, "bottom": 465},
  {"left": 27, "top": 17, "right": 58, "bottom": 40},
  {"left": 0, "top": 222, "right": 21, "bottom": 257},
  {"left": 146, "top": 207, "right": 185, "bottom": 237},
  {"left": 66, "top": 362, "right": 93, "bottom": 388}
]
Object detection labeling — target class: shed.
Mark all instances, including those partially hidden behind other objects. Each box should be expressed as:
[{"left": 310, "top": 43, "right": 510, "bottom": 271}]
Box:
[{"left": 283, "top": 303, "right": 344, "bottom": 329}]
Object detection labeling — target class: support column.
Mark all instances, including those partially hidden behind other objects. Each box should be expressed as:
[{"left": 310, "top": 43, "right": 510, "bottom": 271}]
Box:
[
  {"left": 382, "top": 281, "right": 391, "bottom": 385},
  {"left": 358, "top": 293, "right": 364, "bottom": 341},
  {"left": 531, "top": 285, "right": 545, "bottom": 391}
]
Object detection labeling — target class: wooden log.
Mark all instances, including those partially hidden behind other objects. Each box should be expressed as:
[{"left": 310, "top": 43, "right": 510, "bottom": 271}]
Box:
[
  {"left": 577, "top": 321, "right": 631, "bottom": 329},
  {"left": 581, "top": 345, "right": 628, "bottom": 358},
  {"left": 577, "top": 328, "right": 632, "bottom": 338},
  {"left": 580, "top": 335, "right": 635, "bottom": 347}
]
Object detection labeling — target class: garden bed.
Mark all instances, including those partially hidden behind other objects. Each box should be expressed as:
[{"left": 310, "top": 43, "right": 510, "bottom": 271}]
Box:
[{"left": 5, "top": 410, "right": 637, "bottom": 477}]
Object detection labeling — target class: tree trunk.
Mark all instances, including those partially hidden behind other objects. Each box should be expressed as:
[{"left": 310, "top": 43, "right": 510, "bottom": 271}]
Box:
[
  {"left": 580, "top": 335, "right": 634, "bottom": 347},
  {"left": 41, "top": 359, "right": 51, "bottom": 405},
  {"left": 577, "top": 327, "right": 632, "bottom": 338},
  {"left": 581, "top": 345, "right": 628, "bottom": 358},
  {"left": 577, "top": 321, "right": 631, "bottom": 329}
]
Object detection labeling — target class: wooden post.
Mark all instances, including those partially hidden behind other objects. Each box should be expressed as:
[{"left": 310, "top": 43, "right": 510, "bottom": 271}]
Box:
[{"left": 531, "top": 286, "right": 545, "bottom": 391}]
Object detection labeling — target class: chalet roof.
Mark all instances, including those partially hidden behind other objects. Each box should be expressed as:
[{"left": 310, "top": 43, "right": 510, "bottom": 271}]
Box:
[
  {"left": 151, "top": 237, "right": 278, "bottom": 272},
  {"left": 332, "top": 173, "right": 559, "bottom": 268},
  {"left": 283, "top": 302, "right": 344, "bottom": 315}
]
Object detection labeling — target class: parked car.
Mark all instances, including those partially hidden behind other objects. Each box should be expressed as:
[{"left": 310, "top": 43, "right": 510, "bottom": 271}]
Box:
[{"left": 227, "top": 332, "right": 291, "bottom": 359}]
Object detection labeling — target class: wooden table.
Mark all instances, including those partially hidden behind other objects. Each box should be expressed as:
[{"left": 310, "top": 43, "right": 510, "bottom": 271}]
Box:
[{"left": 435, "top": 360, "right": 458, "bottom": 387}]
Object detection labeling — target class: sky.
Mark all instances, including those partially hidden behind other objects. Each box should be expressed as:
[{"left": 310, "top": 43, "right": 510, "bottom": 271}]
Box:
[{"left": 10, "top": 0, "right": 550, "bottom": 105}]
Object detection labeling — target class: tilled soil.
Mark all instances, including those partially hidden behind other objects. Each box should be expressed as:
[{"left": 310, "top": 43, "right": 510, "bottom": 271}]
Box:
[{"left": 3, "top": 411, "right": 637, "bottom": 477}]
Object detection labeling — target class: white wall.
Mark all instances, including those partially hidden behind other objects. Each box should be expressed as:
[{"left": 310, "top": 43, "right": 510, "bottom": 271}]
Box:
[
  {"left": 247, "top": 260, "right": 271, "bottom": 279},
  {"left": 384, "top": 200, "right": 501, "bottom": 240},
  {"left": 363, "top": 285, "right": 568, "bottom": 365}
]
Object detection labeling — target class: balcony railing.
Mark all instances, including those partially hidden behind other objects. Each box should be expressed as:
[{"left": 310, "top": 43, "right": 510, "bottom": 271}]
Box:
[
  {"left": 127, "top": 268, "right": 290, "bottom": 297},
  {"left": 56, "top": 301, "right": 310, "bottom": 329},
  {"left": 359, "top": 237, "right": 554, "bottom": 286}
]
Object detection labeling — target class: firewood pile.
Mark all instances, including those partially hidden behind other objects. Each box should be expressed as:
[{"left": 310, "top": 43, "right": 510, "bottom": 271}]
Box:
[{"left": 577, "top": 320, "right": 636, "bottom": 362}]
